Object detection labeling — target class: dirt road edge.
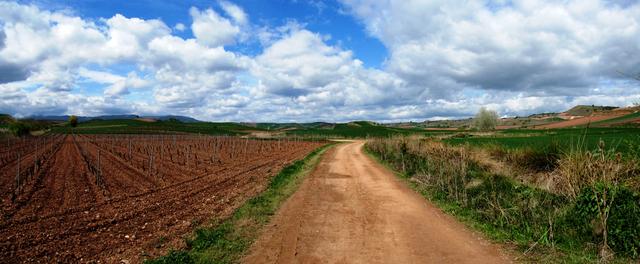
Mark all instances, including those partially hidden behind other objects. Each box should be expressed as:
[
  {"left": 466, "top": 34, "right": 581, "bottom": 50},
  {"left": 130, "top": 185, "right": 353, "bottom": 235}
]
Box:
[
  {"left": 146, "top": 143, "right": 337, "bottom": 264},
  {"left": 361, "top": 144, "right": 519, "bottom": 260}
]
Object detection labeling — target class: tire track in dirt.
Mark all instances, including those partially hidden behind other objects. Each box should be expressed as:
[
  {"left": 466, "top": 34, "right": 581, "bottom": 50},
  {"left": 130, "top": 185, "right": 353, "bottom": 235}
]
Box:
[{"left": 245, "top": 141, "right": 512, "bottom": 264}]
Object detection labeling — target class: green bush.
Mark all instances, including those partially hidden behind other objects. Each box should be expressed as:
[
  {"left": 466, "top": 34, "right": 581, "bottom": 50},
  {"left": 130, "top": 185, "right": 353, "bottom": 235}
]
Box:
[
  {"left": 69, "top": 115, "right": 78, "bottom": 127},
  {"left": 146, "top": 250, "right": 193, "bottom": 264},
  {"left": 465, "top": 174, "right": 565, "bottom": 240},
  {"left": 8, "top": 121, "right": 30, "bottom": 137},
  {"left": 507, "top": 143, "right": 561, "bottom": 172},
  {"left": 570, "top": 184, "right": 640, "bottom": 258}
]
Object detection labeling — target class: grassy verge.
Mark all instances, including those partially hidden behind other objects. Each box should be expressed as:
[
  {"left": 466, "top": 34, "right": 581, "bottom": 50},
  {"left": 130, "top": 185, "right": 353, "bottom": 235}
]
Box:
[
  {"left": 146, "top": 143, "right": 336, "bottom": 264},
  {"left": 363, "top": 145, "right": 634, "bottom": 263}
]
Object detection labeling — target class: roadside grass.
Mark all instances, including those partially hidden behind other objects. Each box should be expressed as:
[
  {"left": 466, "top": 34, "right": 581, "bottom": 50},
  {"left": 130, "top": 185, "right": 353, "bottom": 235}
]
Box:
[
  {"left": 362, "top": 147, "right": 587, "bottom": 262},
  {"left": 364, "top": 139, "right": 638, "bottom": 263},
  {"left": 481, "top": 141, "right": 562, "bottom": 173},
  {"left": 146, "top": 143, "right": 336, "bottom": 264}
]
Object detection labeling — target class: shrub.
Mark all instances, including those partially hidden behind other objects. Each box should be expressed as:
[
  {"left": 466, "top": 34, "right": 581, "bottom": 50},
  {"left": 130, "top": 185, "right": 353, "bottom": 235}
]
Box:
[
  {"left": 450, "top": 133, "right": 471, "bottom": 139},
  {"left": 69, "top": 115, "right": 78, "bottom": 127},
  {"left": 8, "top": 121, "right": 30, "bottom": 137},
  {"left": 507, "top": 143, "right": 561, "bottom": 173},
  {"left": 570, "top": 184, "right": 640, "bottom": 258},
  {"left": 555, "top": 141, "right": 636, "bottom": 199},
  {"left": 485, "top": 142, "right": 561, "bottom": 173},
  {"left": 145, "top": 250, "right": 193, "bottom": 264},
  {"left": 553, "top": 140, "right": 638, "bottom": 259}
]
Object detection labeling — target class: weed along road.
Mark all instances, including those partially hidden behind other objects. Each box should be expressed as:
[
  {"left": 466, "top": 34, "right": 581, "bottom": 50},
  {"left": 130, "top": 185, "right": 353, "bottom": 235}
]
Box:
[{"left": 245, "top": 141, "right": 511, "bottom": 263}]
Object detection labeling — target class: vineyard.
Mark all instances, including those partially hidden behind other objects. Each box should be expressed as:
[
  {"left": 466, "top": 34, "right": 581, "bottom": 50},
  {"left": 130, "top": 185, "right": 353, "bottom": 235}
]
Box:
[{"left": 0, "top": 134, "right": 325, "bottom": 263}]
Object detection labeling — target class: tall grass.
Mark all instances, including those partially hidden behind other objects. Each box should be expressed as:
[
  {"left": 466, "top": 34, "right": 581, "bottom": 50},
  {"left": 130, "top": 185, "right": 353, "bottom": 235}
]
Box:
[
  {"left": 366, "top": 136, "right": 640, "bottom": 261},
  {"left": 555, "top": 140, "right": 639, "bottom": 260},
  {"left": 484, "top": 141, "right": 561, "bottom": 173}
]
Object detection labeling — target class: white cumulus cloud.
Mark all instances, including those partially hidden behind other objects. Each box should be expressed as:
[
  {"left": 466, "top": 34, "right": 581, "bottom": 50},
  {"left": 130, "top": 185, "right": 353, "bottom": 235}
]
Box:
[
  {"left": 190, "top": 6, "right": 240, "bottom": 47},
  {"left": 0, "top": 0, "right": 639, "bottom": 122}
]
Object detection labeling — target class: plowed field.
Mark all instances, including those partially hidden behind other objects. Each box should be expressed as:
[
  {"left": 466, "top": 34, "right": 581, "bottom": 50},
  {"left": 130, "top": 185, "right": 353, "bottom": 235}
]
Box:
[{"left": 0, "top": 134, "right": 324, "bottom": 263}]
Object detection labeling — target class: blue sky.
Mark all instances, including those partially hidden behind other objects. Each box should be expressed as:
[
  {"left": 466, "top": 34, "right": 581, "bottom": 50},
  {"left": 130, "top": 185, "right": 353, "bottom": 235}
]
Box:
[
  {"left": 25, "top": 0, "right": 387, "bottom": 67},
  {"left": 0, "top": 1, "right": 639, "bottom": 122}
]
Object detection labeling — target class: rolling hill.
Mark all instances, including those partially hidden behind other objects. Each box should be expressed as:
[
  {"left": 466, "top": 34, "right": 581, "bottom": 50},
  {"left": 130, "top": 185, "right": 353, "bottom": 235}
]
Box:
[
  {"left": 3, "top": 104, "right": 639, "bottom": 137},
  {"left": 387, "top": 105, "right": 640, "bottom": 130}
]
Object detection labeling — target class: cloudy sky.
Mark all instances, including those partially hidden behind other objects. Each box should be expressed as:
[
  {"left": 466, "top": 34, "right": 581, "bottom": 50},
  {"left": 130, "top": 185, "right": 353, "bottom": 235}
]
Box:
[{"left": 0, "top": 0, "right": 639, "bottom": 122}]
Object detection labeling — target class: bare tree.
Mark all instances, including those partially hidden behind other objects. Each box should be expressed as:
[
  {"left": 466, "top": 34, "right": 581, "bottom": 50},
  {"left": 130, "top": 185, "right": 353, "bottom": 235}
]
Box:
[{"left": 473, "top": 107, "right": 498, "bottom": 131}]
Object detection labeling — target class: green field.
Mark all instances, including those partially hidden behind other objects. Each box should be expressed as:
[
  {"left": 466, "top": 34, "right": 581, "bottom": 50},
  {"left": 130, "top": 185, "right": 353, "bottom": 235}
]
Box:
[
  {"left": 47, "top": 119, "right": 446, "bottom": 138},
  {"left": 50, "top": 119, "right": 262, "bottom": 135},
  {"left": 446, "top": 127, "right": 640, "bottom": 155},
  {"left": 591, "top": 111, "right": 640, "bottom": 127},
  {"left": 284, "top": 121, "right": 449, "bottom": 138}
]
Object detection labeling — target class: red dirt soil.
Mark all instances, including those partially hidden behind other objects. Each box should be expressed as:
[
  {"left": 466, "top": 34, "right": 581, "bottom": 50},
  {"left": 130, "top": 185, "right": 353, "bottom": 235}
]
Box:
[
  {"left": 534, "top": 111, "right": 628, "bottom": 129},
  {"left": 424, "top": 127, "right": 459, "bottom": 131},
  {"left": 0, "top": 135, "right": 324, "bottom": 263}
]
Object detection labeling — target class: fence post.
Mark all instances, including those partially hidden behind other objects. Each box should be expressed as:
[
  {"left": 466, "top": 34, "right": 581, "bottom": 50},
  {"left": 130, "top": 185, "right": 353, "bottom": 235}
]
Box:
[
  {"left": 149, "top": 153, "right": 153, "bottom": 176},
  {"left": 34, "top": 140, "right": 39, "bottom": 176},
  {"left": 97, "top": 149, "right": 101, "bottom": 186},
  {"left": 15, "top": 152, "right": 21, "bottom": 192}
]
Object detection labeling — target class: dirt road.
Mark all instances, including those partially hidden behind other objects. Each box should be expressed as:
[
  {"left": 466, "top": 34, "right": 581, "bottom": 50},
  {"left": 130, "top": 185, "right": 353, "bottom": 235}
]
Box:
[{"left": 245, "top": 141, "right": 510, "bottom": 264}]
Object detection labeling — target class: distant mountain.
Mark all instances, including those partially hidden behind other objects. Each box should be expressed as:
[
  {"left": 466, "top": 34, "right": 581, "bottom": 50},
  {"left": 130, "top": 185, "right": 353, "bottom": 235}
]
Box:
[
  {"left": 141, "top": 115, "right": 200, "bottom": 123},
  {"left": 27, "top": 115, "right": 138, "bottom": 122},
  {"left": 248, "top": 122, "right": 334, "bottom": 130},
  {"left": 86, "top": 115, "right": 140, "bottom": 121},
  {"left": 25, "top": 115, "right": 75, "bottom": 121},
  {"left": 26, "top": 114, "right": 200, "bottom": 123}
]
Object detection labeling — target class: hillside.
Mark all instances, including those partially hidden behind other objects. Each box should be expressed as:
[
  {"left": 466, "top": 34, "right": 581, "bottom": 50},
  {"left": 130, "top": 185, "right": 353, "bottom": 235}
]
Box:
[
  {"left": 285, "top": 121, "right": 435, "bottom": 137},
  {"left": 50, "top": 119, "right": 261, "bottom": 135},
  {"left": 564, "top": 105, "right": 618, "bottom": 116},
  {"left": 28, "top": 114, "right": 200, "bottom": 123},
  {"left": 246, "top": 122, "right": 334, "bottom": 130},
  {"left": 0, "top": 114, "right": 14, "bottom": 126},
  {"left": 4, "top": 104, "right": 639, "bottom": 137},
  {"left": 387, "top": 105, "right": 639, "bottom": 130}
]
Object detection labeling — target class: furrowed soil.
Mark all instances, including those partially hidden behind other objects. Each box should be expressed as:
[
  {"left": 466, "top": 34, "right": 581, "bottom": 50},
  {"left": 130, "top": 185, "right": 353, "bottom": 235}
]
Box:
[
  {"left": 536, "top": 112, "right": 627, "bottom": 129},
  {"left": 245, "top": 141, "right": 511, "bottom": 264},
  {"left": 0, "top": 135, "right": 324, "bottom": 263}
]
